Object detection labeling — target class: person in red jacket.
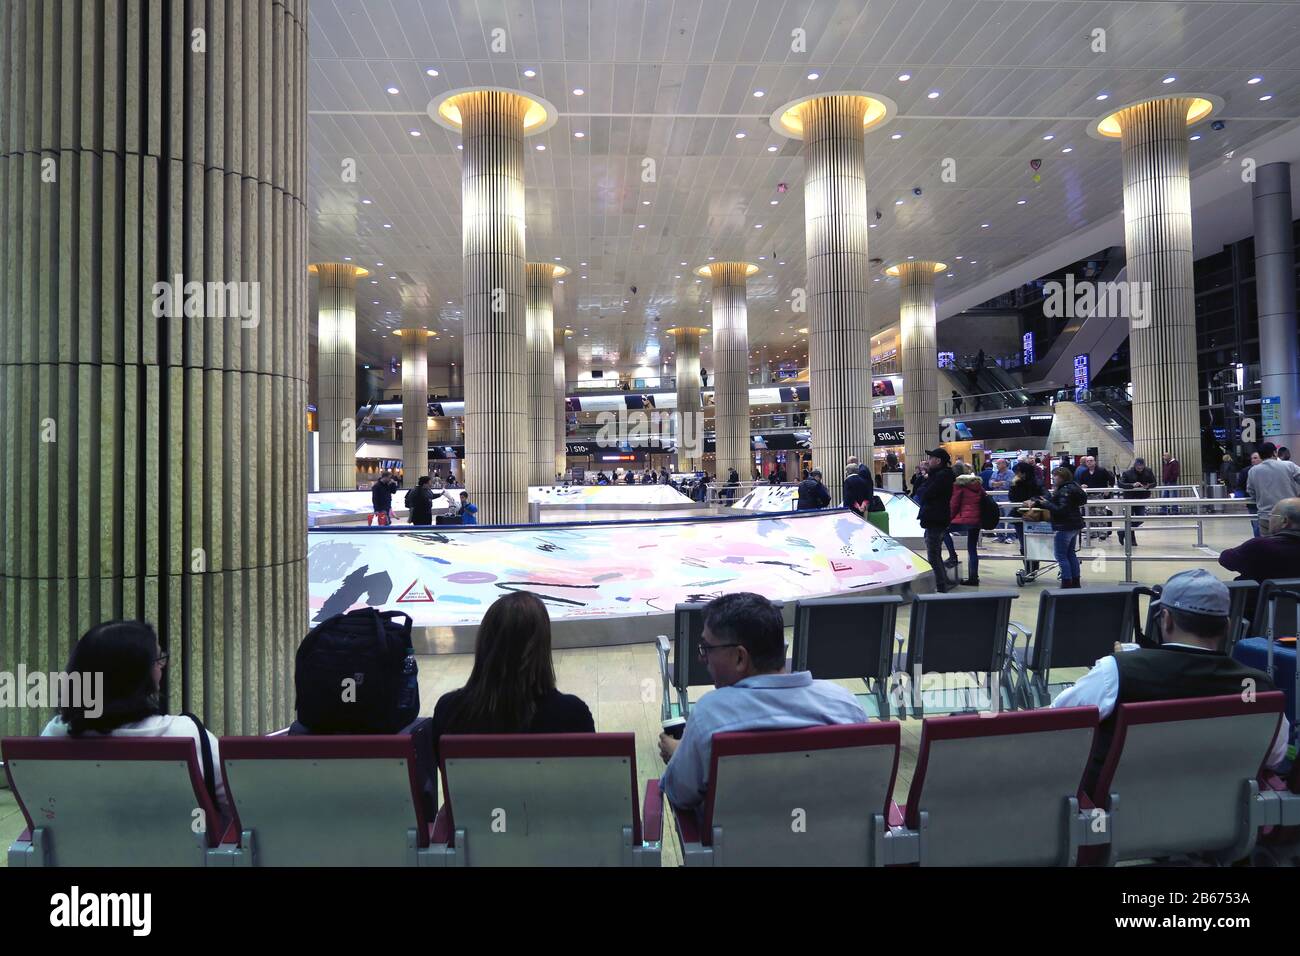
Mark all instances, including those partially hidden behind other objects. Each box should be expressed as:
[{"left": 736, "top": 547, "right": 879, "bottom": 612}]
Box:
[{"left": 949, "top": 469, "right": 987, "bottom": 586}]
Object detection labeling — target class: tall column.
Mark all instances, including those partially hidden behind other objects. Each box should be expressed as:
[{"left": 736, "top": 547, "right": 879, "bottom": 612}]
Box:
[
  {"left": 526, "top": 263, "right": 564, "bottom": 487},
  {"left": 0, "top": 0, "right": 310, "bottom": 736},
  {"left": 1103, "top": 96, "right": 1208, "bottom": 476},
  {"left": 436, "top": 88, "right": 555, "bottom": 524},
  {"left": 776, "top": 93, "right": 890, "bottom": 504},
  {"left": 701, "top": 263, "right": 755, "bottom": 483},
  {"left": 1253, "top": 162, "right": 1300, "bottom": 453},
  {"left": 894, "top": 261, "right": 945, "bottom": 467},
  {"left": 399, "top": 328, "right": 432, "bottom": 479},
  {"left": 668, "top": 327, "right": 705, "bottom": 471},
  {"left": 554, "top": 337, "right": 569, "bottom": 478},
  {"left": 314, "top": 262, "right": 364, "bottom": 490}
]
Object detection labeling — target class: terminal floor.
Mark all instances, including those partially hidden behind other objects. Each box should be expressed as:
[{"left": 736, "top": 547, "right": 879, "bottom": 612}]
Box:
[{"left": 0, "top": 517, "right": 1260, "bottom": 866}]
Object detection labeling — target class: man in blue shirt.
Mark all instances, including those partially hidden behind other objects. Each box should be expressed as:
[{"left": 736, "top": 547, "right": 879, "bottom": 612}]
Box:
[{"left": 658, "top": 593, "right": 867, "bottom": 810}]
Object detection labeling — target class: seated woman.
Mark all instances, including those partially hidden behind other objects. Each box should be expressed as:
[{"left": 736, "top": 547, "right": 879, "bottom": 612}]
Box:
[
  {"left": 431, "top": 591, "right": 594, "bottom": 754},
  {"left": 41, "top": 620, "right": 232, "bottom": 822}
]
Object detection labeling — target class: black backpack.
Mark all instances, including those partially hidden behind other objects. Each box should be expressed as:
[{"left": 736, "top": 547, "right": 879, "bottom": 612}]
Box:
[
  {"left": 294, "top": 608, "right": 419, "bottom": 734},
  {"left": 978, "top": 491, "right": 1002, "bottom": 531},
  {"left": 404, "top": 488, "right": 415, "bottom": 509}
]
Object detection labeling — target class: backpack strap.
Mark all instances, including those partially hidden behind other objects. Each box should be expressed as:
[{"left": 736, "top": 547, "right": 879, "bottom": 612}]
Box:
[{"left": 182, "top": 712, "right": 220, "bottom": 812}]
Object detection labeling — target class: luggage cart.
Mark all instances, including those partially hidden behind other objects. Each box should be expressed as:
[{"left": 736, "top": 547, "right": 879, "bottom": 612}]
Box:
[{"left": 1015, "top": 520, "right": 1064, "bottom": 587}]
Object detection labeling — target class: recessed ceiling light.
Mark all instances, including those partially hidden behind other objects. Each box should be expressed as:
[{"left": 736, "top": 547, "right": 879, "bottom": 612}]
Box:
[
  {"left": 1189, "top": 134, "right": 1202, "bottom": 141},
  {"left": 1162, "top": 75, "right": 1176, "bottom": 84},
  {"left": 409, "top": 129, "right": 421, "bottom": 137},
  {"left": 425, "top": 68, "right": 439, "bottom": 77},
  {"left": 980, "top": 223, "right": 990, "bottom": 228},
  {"left": 735, "top": 132, "right": 746, "bottom": 139},
  {"left": 895, "top": 199, "right": 904, "bottom": 205},
  {"left": 574, "top": 131, "right": 586, "bottom": 138},
  {"left": 898, "top": 73, "right": 911, "bottom": 82},
  {"left": 383, "top": 223, "right": 392, "bottom": 228},
  {"left": 869, "top": 223, "right": 877, "bottom": 228},
  {"left": 970, "top": 260, "right": 977, "bottom": 264},
  {"left": 372, "top": 300, "right": 379, "bottom": 304},
  {"left": 753, "top": 90, "right": 765, "bottom": 98},
  {"left": 457, "top": 144, "right": 463, "bottom": 150},
  {"left": 770, "top": 199, "right": 778, "bottom": 205},
  {"left": 680, "top": 261, "right": 687, "bottom": 266},
  {"left": 361, "top": 198, "right": 372, "bottom": 204},
  {"left": 926, "top": 90, "right": 940, "bottom": 99},
  {"left": 954, "top": 255, "right": 963, "bottom": 260},
  {"left": 807, "top": 72, "right": 820, "bottom": 80},
  {"left": 907, "top": 255, "right": 915, "bottom": 260},
  {"left": 389, "top": 275, "right": 396, "bottom": 279},
  {"left": 1042, "top": 134, "right": 1054, "bottom": 141},
  {"left": 1061, "top": 146, "right": 1073, "bottom": 153},
  {"left": 376, "top": 262, "right": 383, "bottom": 266},
  {"left": 675, "top": 275, "right": 681, "bottom": 279},
  {"left": 1248, "top": 76, "right": 1263, "bottom": 85},
  {"left": 1095, "top": 92, "right": 1109, "bottom": 101},
  {"left": 573, "top": 88, "right": 585, "bottom": 96},
  {"left": 523, "top": 69, "right": 536, "bottom": 78},
  {"left": 386, "top": 86, "right": 399, "bottom": 95},
  {"left": 554, "top": 257, "right": 562, "bottom": 261},
  {"left": 1259, "top": 94, "right": 1274, "bottom": 101},
  {"left": 371, "top": 279, "right": 378, "bottom": 284},
  {"left": 755, "top": 223, "right": 763, "bottom": 228},
  {"left": 637, "top": 223, "right": 646, "bottom": 228},
  {"left": 767, "top": 145, "right": 778, "bottom": 152},
  {"left": 535, "top": 144, "right": 546, "bottom": 151},
  {"left": 891, "top": 132, "right": 903, "bottom": 140},
  {"left": 1016, "top": 199, "right": 1027, "bottom": 205},
  {"left": 343, "top": 256, "right": 351, "bottom": 261},
  {"left": 642, "top": 200, "right": 651, "bottom": 205}
]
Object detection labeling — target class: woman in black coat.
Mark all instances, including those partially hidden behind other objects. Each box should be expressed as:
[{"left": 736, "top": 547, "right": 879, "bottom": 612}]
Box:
[
  {"left": 1030, "top": 466, "right": 1087, "bottom": 588},
  {"left": 1008, "top": 461, "right": 1043, "bottom": 571},
  {"left": 408, "top": 476, "right": 436, "bottom": 526}
]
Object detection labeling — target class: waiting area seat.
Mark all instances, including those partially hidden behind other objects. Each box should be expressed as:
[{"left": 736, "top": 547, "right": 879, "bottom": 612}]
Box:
[
  {"left": 657, "top": 601, "right": 784, "bottom": 721},
  {"left": 218, "top": 735, "right": 435, "bottom": 866},
  {"left": 1085, "top": 693, "right": 1288, "bottom": 865},
  {"left": 1232, "top": 578, "right": 1300, "bottom": 726},
  {"left": 790, "top": 595, "right": 903, "bottom": 718},
  {"left": 895, "top": 591, "right": 1019, "bottom": 718},
  {"left": 670, "top": 723, "right": 901, "bottom": 867},
  {"left": 429, "top": 733, "right": 660, "bottom": 866},
  {"left": 3, "top": 737, "right": 229, "bottom": 867},
  {"left": 1013, "top": 586, "right": 1135, "bottom": 709},
  {"left": 899, "top": 708, "right": 1104, "bottom": 866}
]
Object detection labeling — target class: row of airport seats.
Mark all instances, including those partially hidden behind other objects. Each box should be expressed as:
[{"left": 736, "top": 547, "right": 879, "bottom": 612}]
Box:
[
  {"left": 656, "top": 578, "right": 1300, "bottom": 722},
  {"left": 5, "top": 696, "right": 1298, "bottom": 866}
]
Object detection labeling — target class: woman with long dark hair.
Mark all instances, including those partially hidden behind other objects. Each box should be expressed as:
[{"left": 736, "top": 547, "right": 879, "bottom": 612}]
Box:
[
  {"left": 430, "top": 592, "right": 594, "bottom": 749},
  {"left": 1031, "top": 466, "right": 1088, "bottom": 588},
  {"left": 41, "top": 620, "right": 231, "bottom": 818}
]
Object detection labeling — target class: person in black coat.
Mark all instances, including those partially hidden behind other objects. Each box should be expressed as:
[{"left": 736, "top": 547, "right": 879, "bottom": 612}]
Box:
[
  {"left": 1030, "top": 467, "right": 1088, "bottom": 588},
  {"left": 842, "top": 463, "right": 873, "bottom": 515},
  {"left": 430, "top": 592, "right": 594, "bottom": 761},
  {"left": 407, "top": 475, "right": 436, "bottom": 526},
  {"left": 371, "top": 471, "right": 398, "bottom": 523},
  {"left": 1116, "top": 457, "right": 1158, "bottom": 547},
  {"left": 796, "top": 469, "right": 831, "bottom": 510},
  {"left": 918, "top": 449, "right": 957, "bottom": 592},
  {"left": 1008, "top": 460, "right": 1044, "bottom": 572}
]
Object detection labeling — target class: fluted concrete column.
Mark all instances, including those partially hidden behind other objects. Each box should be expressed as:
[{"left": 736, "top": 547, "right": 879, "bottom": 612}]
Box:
[
  {"left": 449, "top": 363, "right": 463, "bottom": 395},
  {"left": 439, "top": 89, "right": 548, "bottom": 525},
  {"left": 668, "top": 327, "right": 705, "bottom": 471},
  {"left": 554, "top": 338, "right": 569, "bottom": 478},
  {"left": 314, "top": 262, "right": 364, "bottom": 490},
  {"left": 0, "top": 0, "right": 310, "bottom": 736},
  {"left": 784, "top": 94, "right": 884, "bottom": 505},
  {"left": 895, "top": 261, "right": 945, "bottom": 467},
  {"left": 1253, "top": 162, "right": 1300, "bottom": 453},
  {"left": 1110, "top": 97, "right": 1204, "bottom": 476},
  {"left": 526, "top": 263, "right": 564, "bottom": 487},
  {"left": 702, "top": 263, "right": 754, "bottom": 483},
  {"left": 399, "top": 328, "right": 432, "bottom": 479}
]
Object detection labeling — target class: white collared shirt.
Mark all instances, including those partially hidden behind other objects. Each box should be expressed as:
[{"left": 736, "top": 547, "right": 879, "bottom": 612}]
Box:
[{"left": 1052, "top": 645, "right": 1290, "bottom": 769}]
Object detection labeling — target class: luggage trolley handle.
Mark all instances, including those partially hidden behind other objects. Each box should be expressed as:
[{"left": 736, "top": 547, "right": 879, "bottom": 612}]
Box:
[{"left": 1263, "top": 589, "right": 1300, "bottom": 680}]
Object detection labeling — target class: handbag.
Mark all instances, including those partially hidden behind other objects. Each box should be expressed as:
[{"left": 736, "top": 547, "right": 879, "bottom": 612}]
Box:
[{"left": 1020, "top": 506, "right": 1050, "bottom": 523}]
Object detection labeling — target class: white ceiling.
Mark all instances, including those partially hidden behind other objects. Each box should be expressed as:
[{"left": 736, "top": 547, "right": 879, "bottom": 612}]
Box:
[{"left": 305, "top": 0, "right": 1300, "bottom": 373}]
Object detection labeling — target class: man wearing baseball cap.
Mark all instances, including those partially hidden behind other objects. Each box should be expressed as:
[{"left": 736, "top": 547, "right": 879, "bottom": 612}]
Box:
[
  {"left": 917, "top": 448, "right": 957, "bottom": 592},
  {"left": 1054, "top": 569, "right": 1290, "bottom": 789}
]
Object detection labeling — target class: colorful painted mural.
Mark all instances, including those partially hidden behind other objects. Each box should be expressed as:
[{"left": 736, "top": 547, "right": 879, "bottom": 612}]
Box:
[
  {"left": 529, "top": 484, "right": 692, "bottom": 505},
  {"left": 730, "top": 486, "right": 924, "bottom": 538},
  {"left": 308, "top": 510, "right": 927, "bottom": 628},
  {"left": 305, "top": 489, "right": 453, "bottom": 525}
]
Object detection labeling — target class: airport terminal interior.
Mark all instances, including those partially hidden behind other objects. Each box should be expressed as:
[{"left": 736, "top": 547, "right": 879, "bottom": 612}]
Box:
[{"left": 3, "top": 0, "right": 1300, "bottom": 876}]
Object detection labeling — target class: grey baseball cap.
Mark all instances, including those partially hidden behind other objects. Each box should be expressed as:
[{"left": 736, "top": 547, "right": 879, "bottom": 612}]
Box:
[{"left": 1153, "top": 569, "right": 1230, "bottom": 617}]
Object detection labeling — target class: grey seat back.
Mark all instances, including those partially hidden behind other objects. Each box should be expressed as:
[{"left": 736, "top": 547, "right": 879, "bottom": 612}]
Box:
[
  {"left": 904, "top": 708, "right": 1098, "bottom": 866},
  {"left": 792, "top": 595, "right": 901, "bottom": 679},
  {"left": 1028, "top": 587, "right": 1134, "bottom": 671}
]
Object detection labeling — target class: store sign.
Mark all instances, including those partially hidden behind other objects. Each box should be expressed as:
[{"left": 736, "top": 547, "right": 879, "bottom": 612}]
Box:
[
  {"left": 874, "top": 427, "right": 904, "bottom": 444},
  {"left": 1262, "top": 395, "right": 1282, "bottom": 437},
  {"left": 1073, "top": 354, "right": 1090, "bottom": 388},
  {"left": 938, "top": 352, "right": 955, "bottom": 369},
  {"left": 1022, "top": 332, "right": 1035, "bottom": 366}
]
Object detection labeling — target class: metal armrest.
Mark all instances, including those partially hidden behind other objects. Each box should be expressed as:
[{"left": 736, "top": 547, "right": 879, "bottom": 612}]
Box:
[{"left": 642, "top": 780, "right": 664, "bottom": 844}]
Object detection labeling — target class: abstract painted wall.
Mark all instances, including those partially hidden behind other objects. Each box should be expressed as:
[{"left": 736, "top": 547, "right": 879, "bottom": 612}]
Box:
[{"left": 308, "top": 510, "right": 927, "bottom": 628}]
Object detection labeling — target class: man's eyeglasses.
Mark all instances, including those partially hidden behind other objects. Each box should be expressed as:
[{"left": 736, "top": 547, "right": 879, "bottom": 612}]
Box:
[
  {"left": 154, "top": 653, "right": 170, "bottom": 667},
  {"left": 697, "top": 641, "right": 741, "bottom": 661}
]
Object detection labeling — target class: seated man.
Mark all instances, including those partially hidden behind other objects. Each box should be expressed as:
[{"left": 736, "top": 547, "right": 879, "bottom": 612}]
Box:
[
  {"left": 658, "top": 592, "right": 867, "bottom": 810},
  {"left": 1052, "top": 569, "right": 1290, "bottom": 792},
  {"left": 1218, "top": 497, "right": 1300, "bottom": 582}
]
